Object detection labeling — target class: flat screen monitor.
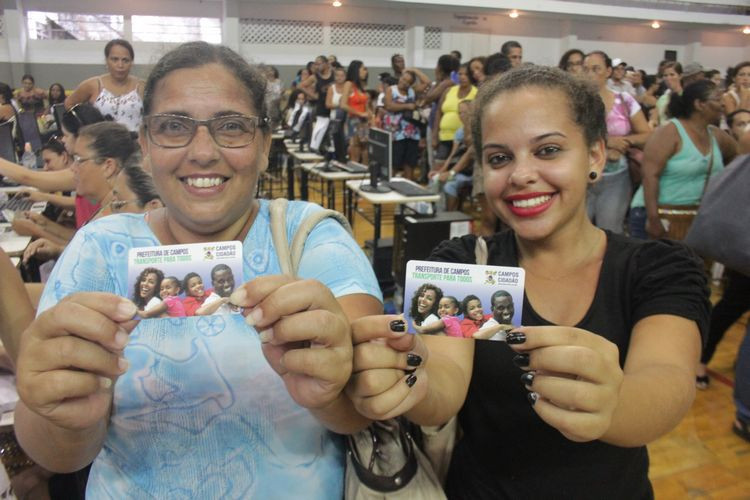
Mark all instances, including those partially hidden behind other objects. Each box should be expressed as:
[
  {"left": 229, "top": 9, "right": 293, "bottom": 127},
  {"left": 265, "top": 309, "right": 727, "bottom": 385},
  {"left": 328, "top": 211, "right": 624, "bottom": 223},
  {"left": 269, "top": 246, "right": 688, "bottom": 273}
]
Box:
[
  {"left": 52, "top": 104, "right": 66, "bottom": 135},
  {"left": 367, "top": 127, "right": 392, "bottom": 182},
  {"left": 0, "top": 121, "right": 16, "bottom": 163}
]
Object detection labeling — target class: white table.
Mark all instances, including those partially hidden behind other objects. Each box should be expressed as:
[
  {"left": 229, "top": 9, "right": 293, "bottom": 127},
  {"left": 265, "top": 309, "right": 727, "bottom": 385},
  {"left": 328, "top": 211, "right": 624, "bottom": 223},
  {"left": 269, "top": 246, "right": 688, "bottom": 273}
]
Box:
[
  {"left": 345, "top": 178, "right": 439, "bottom": 248},
  {"left": 298, "top": 162, "right": 368, "bottom": 210}
]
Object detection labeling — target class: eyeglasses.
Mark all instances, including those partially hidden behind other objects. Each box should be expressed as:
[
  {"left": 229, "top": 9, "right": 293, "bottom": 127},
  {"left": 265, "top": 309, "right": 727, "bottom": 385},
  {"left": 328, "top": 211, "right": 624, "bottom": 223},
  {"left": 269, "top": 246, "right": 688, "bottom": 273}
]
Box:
[
  {"left": 72, "top": 154, "right": 98, "bottom": 165},
  {"left": 144, "top": 114, "right": 266, "bottom": 149},
  {"left": 110, "top": 198, "right": 139, "bottom": 211}
]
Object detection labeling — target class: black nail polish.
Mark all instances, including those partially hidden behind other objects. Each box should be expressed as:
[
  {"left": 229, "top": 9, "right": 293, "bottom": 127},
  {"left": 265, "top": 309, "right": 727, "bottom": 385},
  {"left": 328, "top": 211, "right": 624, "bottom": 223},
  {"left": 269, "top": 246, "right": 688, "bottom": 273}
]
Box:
[
  {"left": 405, "top": 373, "right": 417, "bottom": 387},
  {"left": 506, "top": 331, "right": 526, "bottom": 345},
  {"left": 407, "top": 353, "right": 422, "bottom": 367},
  {"left": 527, "top": 392, "right": 538, "bottom": 406},
  {"left": 390, "top": 319, "right": 406, "bottom": 332},
  {"left": 520, "top": 372, "right": 534, "bottom": 387},
  {"left": 513, "top": 353, "right": 530, "bottom": 368}
]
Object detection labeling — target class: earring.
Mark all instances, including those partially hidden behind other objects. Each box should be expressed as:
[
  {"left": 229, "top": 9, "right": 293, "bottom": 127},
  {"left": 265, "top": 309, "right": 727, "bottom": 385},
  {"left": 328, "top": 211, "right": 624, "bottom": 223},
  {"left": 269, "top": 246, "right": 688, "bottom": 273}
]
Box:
[{"left": 589, "top": 171, "right": 598, "bottom": 180}]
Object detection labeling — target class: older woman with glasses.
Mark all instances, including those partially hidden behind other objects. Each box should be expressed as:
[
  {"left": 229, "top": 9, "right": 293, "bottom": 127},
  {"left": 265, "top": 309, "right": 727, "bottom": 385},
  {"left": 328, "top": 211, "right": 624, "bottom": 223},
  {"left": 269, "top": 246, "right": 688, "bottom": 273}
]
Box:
[{"left": 15, "top": 41, "right": 381, "bottom": 499}]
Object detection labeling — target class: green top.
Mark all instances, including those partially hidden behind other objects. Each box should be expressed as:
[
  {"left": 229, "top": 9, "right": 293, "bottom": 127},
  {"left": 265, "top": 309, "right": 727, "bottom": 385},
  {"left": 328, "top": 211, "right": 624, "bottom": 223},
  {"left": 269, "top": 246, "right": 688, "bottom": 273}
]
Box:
[{"left": 631, "top": 118, "right": 722, "bottom": 208}]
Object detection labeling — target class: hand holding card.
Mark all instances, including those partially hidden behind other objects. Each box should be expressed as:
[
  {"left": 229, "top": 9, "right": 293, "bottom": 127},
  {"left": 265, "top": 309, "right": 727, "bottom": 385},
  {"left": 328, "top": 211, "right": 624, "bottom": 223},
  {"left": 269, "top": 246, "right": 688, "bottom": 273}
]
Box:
[
  {"left": 16, "top": 292, "right": 137, "bottom": 431},
  {"left": 231, "top": 275, "right": 354, "bottom": 411},
  {"left": 346, "top": 314, "right": 430, "bottom": 421}
]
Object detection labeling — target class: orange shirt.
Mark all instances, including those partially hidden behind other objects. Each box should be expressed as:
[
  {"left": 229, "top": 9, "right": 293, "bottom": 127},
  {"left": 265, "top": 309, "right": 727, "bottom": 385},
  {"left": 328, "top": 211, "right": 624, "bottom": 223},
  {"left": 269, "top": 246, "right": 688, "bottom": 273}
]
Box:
[{"left": 347, "top": 86, "right": 368, "bottom": 116}]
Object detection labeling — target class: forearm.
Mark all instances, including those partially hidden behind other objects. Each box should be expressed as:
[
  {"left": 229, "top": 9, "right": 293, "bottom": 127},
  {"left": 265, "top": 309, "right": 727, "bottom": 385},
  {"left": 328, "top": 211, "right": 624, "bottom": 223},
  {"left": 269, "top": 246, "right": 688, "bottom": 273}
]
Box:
[
  {"left": 0, "top": 251, "right": 34, "bottom": 362},
  {"left": 451, "top": 148, "right": 475, "bottom": 173},
  {"left": 0, "top": 162, "right": 75, "bottom": 192},
  {"left": 38, "top": 193, "right": 75, "bottom": 209},
  {"left": 601, "top": 363, "right": 695, "bottom": 447},
  {"left": 641, "top": 171, "right": 661, "bottom": 219},
  {"left": 310, "top": 392, "right": 371, "bottom": 434},
  {"left": 15, "top": 401, "right": 107, "bottom": 472},
  {"left": 624, "top": 132, "right": 650, "bottom": 149}
]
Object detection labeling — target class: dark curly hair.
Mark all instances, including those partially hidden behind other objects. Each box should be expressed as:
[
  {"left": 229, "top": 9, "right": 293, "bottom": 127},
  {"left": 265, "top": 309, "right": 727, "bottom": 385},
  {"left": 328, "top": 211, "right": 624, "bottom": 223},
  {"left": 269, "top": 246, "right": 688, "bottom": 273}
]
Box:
[
  {"left": 471, "top": 65, "right": 607, "bottom": 153},
  {"left": 133, "top": 267, "right": 164, "bottom": 309},
  {"left": 409, "top": 283, "right": 443, "bottom": 326}
]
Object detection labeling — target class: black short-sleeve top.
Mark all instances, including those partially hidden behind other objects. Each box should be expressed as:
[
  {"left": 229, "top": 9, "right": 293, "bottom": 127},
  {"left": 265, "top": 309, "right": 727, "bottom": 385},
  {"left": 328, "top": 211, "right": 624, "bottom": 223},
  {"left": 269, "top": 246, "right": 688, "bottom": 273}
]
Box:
[{"left": 428, "top": 230, "right": 710, "bottom": 500}]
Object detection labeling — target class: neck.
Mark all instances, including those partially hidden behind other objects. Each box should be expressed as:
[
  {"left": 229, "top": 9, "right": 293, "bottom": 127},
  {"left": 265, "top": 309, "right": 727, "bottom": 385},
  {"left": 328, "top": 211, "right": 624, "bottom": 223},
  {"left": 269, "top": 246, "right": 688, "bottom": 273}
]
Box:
[
  {"left": 684, "top": 115, "right": 710, "bottom": 132},
  {"left": 158, "top": 200, "right": 259, "bottom": 245},
  {"left": 516, "top": 212, "right": 603, "bottom": 270}
]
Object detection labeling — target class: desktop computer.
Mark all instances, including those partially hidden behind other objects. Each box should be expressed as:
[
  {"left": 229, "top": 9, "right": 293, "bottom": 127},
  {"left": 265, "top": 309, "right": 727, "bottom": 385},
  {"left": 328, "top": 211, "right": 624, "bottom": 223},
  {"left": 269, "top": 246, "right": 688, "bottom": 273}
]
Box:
[
  {"left": 392, "top": 211, "right": 473, "bottom": 288},
  {"left": 365, "top": 237, "right": 395, "bottom": 296}
]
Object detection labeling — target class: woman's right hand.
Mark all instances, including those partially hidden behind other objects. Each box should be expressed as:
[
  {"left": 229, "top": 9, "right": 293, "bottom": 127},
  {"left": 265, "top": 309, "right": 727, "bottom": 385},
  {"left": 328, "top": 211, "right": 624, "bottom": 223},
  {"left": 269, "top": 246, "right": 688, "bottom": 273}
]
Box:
[
  {"left": 645, "top": 216, "right": 667, "bottom": 239},
  {"left": 607, "top": 136, "right": 630, "bottom": 154},
  {"left": 23, "top": 238, "right": 63, "bottom": 264},
  {"left": 346, "top": 315, "right": 429, "bottom": 421},
  {"left": 16, "top": 293, "right": 137, "bottom": 431}
]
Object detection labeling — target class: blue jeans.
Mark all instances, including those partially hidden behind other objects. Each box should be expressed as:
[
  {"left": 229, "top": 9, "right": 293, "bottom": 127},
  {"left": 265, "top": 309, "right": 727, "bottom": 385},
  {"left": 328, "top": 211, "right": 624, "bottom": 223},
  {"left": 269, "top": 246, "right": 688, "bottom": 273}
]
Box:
[
  {"left": 586, "top": 165, "right": 631, "bottom": 234},
  {"left": 629, "top": 207, "right": 647, "bottom": 239},
  {"left": 736, "top": 322, "right": 750, "bottom": 422},
  {"left": 444, "top": 172, "right": 473, "bottom": 197}
]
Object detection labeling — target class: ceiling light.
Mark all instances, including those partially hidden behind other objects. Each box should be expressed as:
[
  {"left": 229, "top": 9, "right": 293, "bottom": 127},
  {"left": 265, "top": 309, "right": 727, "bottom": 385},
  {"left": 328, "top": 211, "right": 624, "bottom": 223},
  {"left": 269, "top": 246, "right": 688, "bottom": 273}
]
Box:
[
  {"left": 509, "top": 10, "right": 519, "bottom": 19},
  {"left": 743, "top": 26, "right": 750, "bottom": 35},
  {"left": 332, "top": 0, "right": 342, "bottom": 6},
  {"left": 651, "top": 21, "right": 661, "bottom": 29}
]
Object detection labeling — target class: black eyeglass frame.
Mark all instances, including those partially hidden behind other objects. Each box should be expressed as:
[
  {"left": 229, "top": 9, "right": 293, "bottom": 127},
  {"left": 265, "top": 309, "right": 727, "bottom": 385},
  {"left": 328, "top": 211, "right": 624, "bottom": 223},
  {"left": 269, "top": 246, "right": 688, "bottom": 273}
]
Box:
[{"left": 143, "top": 114, "right": 268, "bottom": 149}]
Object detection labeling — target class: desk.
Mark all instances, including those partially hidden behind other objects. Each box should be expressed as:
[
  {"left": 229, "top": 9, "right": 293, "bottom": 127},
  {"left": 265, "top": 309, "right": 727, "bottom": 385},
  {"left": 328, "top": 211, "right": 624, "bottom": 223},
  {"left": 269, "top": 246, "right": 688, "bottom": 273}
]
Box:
[
  {"left": 0, "top": 225, "right": 31, "bottom": 257},
  {"left": 298, "top": 162, "right": 368, "bottom": 210},
  {"left": 288, "top": 150, "right": 324, "bottom": 200},
  {"left": 345, "top": 178, "right": 439, "bottom": 249}
]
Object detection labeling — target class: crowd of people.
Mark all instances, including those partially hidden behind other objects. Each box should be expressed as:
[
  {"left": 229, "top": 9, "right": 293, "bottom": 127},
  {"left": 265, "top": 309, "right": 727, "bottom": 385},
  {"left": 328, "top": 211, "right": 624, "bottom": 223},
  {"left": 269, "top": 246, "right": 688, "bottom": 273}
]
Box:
[{"left": 0, "top": 35, "right": 746, "bottom": 499}]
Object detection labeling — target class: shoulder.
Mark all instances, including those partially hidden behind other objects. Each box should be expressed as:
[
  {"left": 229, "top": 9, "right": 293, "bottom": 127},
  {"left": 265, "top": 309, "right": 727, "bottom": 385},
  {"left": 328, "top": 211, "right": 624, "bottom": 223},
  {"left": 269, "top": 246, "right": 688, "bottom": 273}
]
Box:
[
  {"left": 428, "top": 234, "right": 479, "bottom": 264},
  {"left": 621, "top": 92, "right": 640, "bottom": 112}
]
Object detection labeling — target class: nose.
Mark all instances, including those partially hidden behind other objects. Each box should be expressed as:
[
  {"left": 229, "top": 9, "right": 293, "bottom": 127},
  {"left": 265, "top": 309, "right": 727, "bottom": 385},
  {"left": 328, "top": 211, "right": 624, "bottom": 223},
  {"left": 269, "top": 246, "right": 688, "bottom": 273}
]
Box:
[
  {"left": 187, "top": 125, "right": 220, "bottom": 165},
  {"left": 508, "top": 155, "right": 539, "bottom": 186}
]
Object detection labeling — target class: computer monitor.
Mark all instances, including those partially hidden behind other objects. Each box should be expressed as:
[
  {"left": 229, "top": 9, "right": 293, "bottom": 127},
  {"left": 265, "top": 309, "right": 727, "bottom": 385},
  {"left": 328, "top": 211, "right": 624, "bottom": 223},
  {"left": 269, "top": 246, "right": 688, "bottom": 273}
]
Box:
[
  {"left": 52, "top": 104, "right": 66, "bottom": 134},
  {"left": 367, "top": 127, "right": 392, "bottom": 181},
  {"left": 0, "top": 121, "right": 16, "bottom": 163},
  {"left": 361, "top": 127, "right": 393, "bottom": 193}
]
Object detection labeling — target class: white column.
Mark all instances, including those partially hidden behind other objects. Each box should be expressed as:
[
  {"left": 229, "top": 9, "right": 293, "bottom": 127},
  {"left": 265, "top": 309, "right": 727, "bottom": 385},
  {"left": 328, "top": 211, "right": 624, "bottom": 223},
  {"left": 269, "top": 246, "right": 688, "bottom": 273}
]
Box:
[{"left": 222, "top": 0, "right": 240, "bottom": 52}]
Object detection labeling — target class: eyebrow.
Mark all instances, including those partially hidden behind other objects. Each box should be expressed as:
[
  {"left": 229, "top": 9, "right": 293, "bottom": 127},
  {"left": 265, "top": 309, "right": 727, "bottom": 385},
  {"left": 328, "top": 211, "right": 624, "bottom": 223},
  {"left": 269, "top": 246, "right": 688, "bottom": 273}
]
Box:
[
  {"left": 482, "top": 132, "right": 567, "bottom": 151},
  {"left": 152, "top": 111, "right": 250, "bottom": 119}
]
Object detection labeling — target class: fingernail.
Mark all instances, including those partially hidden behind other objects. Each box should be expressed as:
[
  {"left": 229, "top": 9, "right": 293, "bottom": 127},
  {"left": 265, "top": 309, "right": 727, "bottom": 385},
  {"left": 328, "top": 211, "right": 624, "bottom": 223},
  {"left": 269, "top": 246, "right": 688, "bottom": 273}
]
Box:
[
  {"left": 100, "top": 377, "right": 112, "bottom": 389},
  {"left": 117, "top": 300, "right": 137, "bottom": 319},
  {"left": 506, "top": 331, "right": 526, "bottom": 345},
  {"left": 405, "top": 373, "right": 417, "bottom": 387},
  {"left": 114, "top": 328, "right": 129, "bottom": 348},
  {"left": 520, "top": 371, "right": 534, "bottom": 387},
  {"left": 258, "top": 327, "right": 273, "bottom": 343},
  {"left": 527, "top": 392, "right": 538, "bottom": 406},
  {"left": 407, "top": 353, "right": 422, "bottom": 367},
  {"left": 229, "top": 288, "right": 248, "bottom": 306},
  {"left": 118, "top": 357, "right": 129, "bottom": 373},
  {"left": 390, "top": 319, "right": 406, "bottom": 333},
  {"left": 245, "top": 307, "right": 263, "bottom": 327},
  {"left": 513, "top": 353, "right": 530, "bottom": 368}
]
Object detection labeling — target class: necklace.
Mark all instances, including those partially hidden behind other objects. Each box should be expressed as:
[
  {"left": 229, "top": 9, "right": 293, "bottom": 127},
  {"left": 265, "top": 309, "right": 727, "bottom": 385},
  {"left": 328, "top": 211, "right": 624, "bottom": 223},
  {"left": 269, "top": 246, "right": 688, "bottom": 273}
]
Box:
[{"left": 521, "top": 230, "right": 605, "bottom": 282}]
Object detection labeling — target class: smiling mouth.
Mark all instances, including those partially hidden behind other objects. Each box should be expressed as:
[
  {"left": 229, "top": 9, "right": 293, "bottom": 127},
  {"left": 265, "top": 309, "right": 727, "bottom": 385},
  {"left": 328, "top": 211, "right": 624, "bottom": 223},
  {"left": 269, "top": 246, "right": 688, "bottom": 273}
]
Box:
[
  {"left": 510, "top": 194, "right": 552, "bottom": 208},
  {"left": 183, "top": 176, "right": 227, "bottom": 188}
]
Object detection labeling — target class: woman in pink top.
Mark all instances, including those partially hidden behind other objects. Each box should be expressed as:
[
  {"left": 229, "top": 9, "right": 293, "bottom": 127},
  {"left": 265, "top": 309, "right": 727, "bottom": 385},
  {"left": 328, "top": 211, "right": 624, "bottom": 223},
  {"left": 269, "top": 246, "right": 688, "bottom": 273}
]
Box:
[{"left": 583, "top": 50, "right": 650, "bottom": 234}]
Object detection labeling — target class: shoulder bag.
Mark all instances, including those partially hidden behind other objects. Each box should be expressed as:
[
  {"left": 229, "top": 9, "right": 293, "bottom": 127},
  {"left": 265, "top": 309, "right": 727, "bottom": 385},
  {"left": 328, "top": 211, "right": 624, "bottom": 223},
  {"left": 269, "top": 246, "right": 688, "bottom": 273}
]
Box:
[{"left": 684, "top": 154, "right": 750, "bottom": 276}]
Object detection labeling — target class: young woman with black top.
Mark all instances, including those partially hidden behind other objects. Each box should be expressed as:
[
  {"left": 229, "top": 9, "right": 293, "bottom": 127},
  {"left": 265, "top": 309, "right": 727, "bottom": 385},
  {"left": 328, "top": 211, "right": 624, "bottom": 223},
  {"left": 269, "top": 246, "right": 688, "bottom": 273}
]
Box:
[{"left": 347, "top": 66, "right": 710, "bottom": 499}]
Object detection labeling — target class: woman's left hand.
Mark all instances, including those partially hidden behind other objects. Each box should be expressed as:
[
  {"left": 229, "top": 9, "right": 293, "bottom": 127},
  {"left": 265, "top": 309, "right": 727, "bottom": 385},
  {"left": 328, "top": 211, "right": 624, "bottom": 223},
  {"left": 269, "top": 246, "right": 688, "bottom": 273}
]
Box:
[
  {"left": 507, "top": 326, "right": 624, "bottom": 442},
  {"left": 230, "top": 275, "right": 353, "bottom": 410}
]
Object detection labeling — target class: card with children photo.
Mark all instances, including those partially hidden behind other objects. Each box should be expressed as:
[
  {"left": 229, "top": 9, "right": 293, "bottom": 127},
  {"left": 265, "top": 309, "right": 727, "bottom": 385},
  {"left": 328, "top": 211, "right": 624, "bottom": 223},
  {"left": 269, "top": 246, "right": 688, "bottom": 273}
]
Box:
[
  {"left": 404, "top": 260, "right": 525, "bottom": 340},
  {"left": 127, "top": 241, "right": 243, "bottom": 320}
]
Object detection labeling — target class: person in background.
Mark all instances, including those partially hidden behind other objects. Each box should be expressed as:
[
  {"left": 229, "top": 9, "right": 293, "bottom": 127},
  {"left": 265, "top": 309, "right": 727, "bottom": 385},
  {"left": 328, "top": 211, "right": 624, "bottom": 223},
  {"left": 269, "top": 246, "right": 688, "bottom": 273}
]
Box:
[
  {"left": 705, "top": 69, "right": 723, "bottom": 89},
  {"left": 383, "top": 70, "right": 421, "bottom": 179},
  {"left": 263, "top": 65, "right": 283, "bottom": 130},
  {"left": 326, "top": 66, "right": 348, "bottom": 163},
  {"left": 65, "top": 39, "right": 143, "bottom": 132},
  {"left": 558, "top": 49, "right": 584, "bottom": 75},
  {"left": 391, "top": 53, "right": 405, "bottom": 79},
  {"left": 347, "top": 65, "right": 710, "bottom": 499},
  {"left": 650, "top": 61, "right": 683, "bottom": 128},
  {"left": 341, "top": 60, "right": 370, "bottom": 164},
  {"left": 15, "top": 74, "right": 46, "bottom": 116},
  {"left": 433, "top": 63, "right": 477, "bottom": 173},
  {"left": 0, "top": 83, "right": 17, "bottom": 123},
  {"left": 299, "top": 55, "right": 335, "bottom": 152},
  {"left": 722, "top": 61, "right": 750, "bottom": 115},
  {"left": 41, "top": 83, "right": 66, "bottom": 137},
  {"left": 607, "top": 59, "right": 636, "bottom": 97},
  {"left": 681, "top": 62, "right": 706, "bottom": 88},
  {"left": 631, "top": 80, "right": 736, "bottom": 240},
  {"left": 583, "top": 50, "right": 651, "bottom": 234},
  {"left": 467, "top": 56, "right": 487, "bottom": 87},
  {"left": 726, "top": 109, "right": 750, "bottom": 142},
  {"left": 501, "top": 40, "right": 523, "bottom": 68}
]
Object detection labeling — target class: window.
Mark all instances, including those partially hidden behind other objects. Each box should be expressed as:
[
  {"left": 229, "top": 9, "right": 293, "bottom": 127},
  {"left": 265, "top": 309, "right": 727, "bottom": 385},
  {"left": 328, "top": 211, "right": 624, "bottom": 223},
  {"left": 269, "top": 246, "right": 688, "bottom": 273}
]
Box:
[
  {"left": 131, "top": 16, "right": 221, "bottom": 43},
  {"left": 27, "top": 11, "right": 123, "bottom": 40}
]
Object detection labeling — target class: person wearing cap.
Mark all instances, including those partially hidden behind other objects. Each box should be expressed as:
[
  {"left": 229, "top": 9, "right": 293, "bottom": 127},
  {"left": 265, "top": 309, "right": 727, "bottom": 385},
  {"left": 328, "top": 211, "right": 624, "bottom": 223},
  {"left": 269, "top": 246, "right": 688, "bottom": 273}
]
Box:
[
  {"left": 608, "top": 59, "right": 636, "bottom": 97},
  {"left": 682, "top": 62, "right": 706, "bottom": 88}
]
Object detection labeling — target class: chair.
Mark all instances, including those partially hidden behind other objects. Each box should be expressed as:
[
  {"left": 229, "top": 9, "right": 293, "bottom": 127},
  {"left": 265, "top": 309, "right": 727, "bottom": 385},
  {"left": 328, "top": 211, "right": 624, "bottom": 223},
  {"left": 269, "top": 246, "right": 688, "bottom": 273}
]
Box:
[
  {"left": 0, "top": 122, "right": 16, "bottom": 163},
  {"left": 16, "top": 111, "right": 42, "bottom": 152}
]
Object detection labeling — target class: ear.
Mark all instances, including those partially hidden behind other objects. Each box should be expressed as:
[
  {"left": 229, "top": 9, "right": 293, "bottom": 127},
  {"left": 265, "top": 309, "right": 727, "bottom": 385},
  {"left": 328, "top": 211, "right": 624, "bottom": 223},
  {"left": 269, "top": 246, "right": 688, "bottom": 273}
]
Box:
[
  {"left": 102, "top": 158, "right": 120, "bottom": 182},
  {"left": 145, "top": 198, "right": 163, "bottom": 211},
  {"left": 587, "top": 138, "right": 606, "bottom": 183}
]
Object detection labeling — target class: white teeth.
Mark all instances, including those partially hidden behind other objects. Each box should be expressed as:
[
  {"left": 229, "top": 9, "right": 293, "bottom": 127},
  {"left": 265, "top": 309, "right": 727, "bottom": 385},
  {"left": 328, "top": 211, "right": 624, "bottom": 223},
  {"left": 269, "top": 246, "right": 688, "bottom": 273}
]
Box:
[
  {"left": 186, "top": 177, "right": 223, "bottom": 188},
  {"left": 512, "top": 195, "right": 551, "bottom": 208}
]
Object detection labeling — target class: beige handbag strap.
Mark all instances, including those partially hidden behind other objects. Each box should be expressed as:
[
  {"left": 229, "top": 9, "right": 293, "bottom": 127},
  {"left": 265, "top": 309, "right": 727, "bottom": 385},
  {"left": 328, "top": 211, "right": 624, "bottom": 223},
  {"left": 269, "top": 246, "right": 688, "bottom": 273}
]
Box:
[
  {"left": 474, "top": 236, "right": 488, "bottom": 266},
  {"left": 269, "top": 198, "right": 352, "bottom": 276},
  {"left": 699, "top": 127, "right": 717, "bottom": 203}
]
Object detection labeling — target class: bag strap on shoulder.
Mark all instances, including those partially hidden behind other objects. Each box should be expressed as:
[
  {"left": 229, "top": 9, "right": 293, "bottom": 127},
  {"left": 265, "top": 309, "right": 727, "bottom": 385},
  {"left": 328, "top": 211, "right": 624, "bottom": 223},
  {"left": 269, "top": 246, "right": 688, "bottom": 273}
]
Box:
[{"left": 269, "top": 198, "right": 352, "bottom": 276}]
